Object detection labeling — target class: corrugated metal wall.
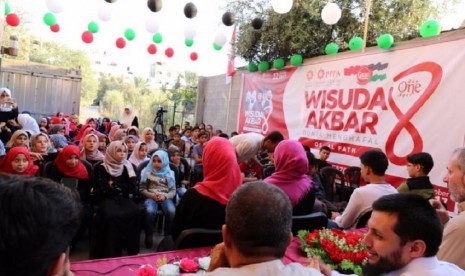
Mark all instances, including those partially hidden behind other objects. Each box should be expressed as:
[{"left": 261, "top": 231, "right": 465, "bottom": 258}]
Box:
[{"left": 0, "top": 59, "right": 82, "bottom": 120}]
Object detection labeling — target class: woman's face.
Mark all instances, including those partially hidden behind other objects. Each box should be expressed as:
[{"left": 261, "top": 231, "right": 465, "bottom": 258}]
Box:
[
  {"left": 65, "top": 154, "right": 79, "bottom": 168},
  {"left": 138, "top": 145, "right": 148, "bottom": 159},
  {"left": 152, "top": 155, "right": 163, "bottom": 170},
  {"left": 115, "top": 147, "right": 127, "bottom": 162},
  {"left": 39, "top": 119, "right": 47, "bottom": 127},
  {"left": 0, "top": 91, "right": 9, "bottom": 104},
  {"left": 85, "top": 136, "right": 98, "bottom": 151},
  {"left": 35, "top": 136, "right": 49, "bottom": 153},
  {"left": 15, "top": 134, "right": 28, "bottom": 147},
  {"left": 12, "top": 153, "right": 28, "bottom": 173},
  {"left": 144, "top": 130, "right": 154, "bottom": 142},
  {"left": 126, "top": 138, "right": 136, "bottom": 151},
  {"left": 88, "top": 120, "right": 96, "bottom": 129}
]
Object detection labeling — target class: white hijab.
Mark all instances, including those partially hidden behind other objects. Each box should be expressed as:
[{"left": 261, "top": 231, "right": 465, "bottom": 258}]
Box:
[
  {"left": 18, "top": 114, "right": 40, "bottom": 135},
  {"left": 120, "top": 105, "right": 136, "bottom": 127}
]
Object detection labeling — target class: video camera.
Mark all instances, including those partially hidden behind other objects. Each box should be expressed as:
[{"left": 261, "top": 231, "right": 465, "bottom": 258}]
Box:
[{"left": 157, "top": 106, "right": 167, "bottom": 115}]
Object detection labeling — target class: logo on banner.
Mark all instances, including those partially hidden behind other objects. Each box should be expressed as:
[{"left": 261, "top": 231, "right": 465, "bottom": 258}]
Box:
[
  {"left": 344, "top": 62, "right": 389, "bottom": 85},
  {"left": 243, "top": 89, "right": 273, "bottom": 134}
]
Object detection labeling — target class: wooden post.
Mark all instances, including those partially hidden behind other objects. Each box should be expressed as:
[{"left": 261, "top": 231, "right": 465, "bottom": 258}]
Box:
[{"left": 362, "top": 0, "right": 372, "bottom": 53}]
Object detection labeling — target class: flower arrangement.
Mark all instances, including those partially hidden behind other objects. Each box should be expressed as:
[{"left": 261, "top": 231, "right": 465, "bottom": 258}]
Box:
[
  {"left": 135, "top": 256, "right": 211, "bottom": 276},
  {"left": 298, "top": 228, "right": 367, "bottom": 275}
]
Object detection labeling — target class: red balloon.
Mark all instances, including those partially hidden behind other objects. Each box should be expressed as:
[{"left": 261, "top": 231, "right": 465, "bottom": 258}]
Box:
[
  {"left": 190, "top": 52, "right": 198, "bottom": 61},
  {"left": 6, "top": 13, "right": 20, "bottom": 27},
  {"left": 147, "top": 44, "right": 157, "bottom": 54},
  {"left": 81, "top": 31, "right": 93, "bottom": 44},
  {"left": 116, "top": 37, "right": 126, "bottom": 49},
  {"left": 165, "top": 47, "right": 174, "bottom": 58},
  {"left": 50, "top": 24, "right": 60, "bottom": 33}
]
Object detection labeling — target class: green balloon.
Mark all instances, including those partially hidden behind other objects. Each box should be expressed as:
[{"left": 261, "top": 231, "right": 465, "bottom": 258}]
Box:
[
  {"left": 258, "top": 61, "right": 270, "bottom": 72},
  {"left": 185, "top": 38, "right": 194, "bottom": 47},
  {"left": 290, "top": 54, "right": 303, "bottom": 66},
  {"left": 152, "top": 33, "right": 163, "bottom": 44},
  {"left": 43, "top": 12, "right": 57, "bottom": 27},
  {"left": 273, "top": 58, "right": 285, "bottom": 70},
  {"left": 248, "top": 62, "right": 258, "bottom": 72},
  {"left": 420, "top": 19, "right": 441, "bottom": 37},
  {"left": 325, "top": 43, "right": 339, "bottom": 55},
  {"left": 349, "top": 37, "right": 364, "bottom": 50},
  {"left": 377, "top": 34, "right": 394, "bottom": 49},
  {"left": 213, "top": 43, "right": 222, "bottom": 51},
  {"left": 125, "top": 28, "right": 136, "bottom": 41},
  {"left": 5, "top": 3, "right": 10, "bottom": 15},
  {"left": 88, "top": 21, "right": 99, "bottom": 34}
]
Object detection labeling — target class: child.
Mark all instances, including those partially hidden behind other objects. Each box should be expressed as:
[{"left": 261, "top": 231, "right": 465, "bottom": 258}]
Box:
[
  {"left": 128, "top": 141, "right": 149, "bottom": 167},
  {"left": 168, "top": 132, "right": 185, "bottom": 153},
  {"left": 140, "top": 150, "right": 176, "bottom": 248},
  {"left": 124, "top": 135, "right": 139, "bottom": 158},
  {"left": 167, "top": 146, "right": 188, "bottom": 197},
  {"left": 0, "top": 147, "right": 39, "bottom": 176}
]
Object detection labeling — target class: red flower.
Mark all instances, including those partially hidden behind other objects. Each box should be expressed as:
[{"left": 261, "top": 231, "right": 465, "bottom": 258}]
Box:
[
  {"left": 136, "top": 265, "right": 157, "bottom": 276},
  {"left": 179, "top": 258, "right": 200, "bottom": 273}
]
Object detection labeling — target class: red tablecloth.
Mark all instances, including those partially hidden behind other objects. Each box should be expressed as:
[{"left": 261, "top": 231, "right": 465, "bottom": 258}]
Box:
[{"left": 71, "top": 238, "right": 306, "bottom": 275}]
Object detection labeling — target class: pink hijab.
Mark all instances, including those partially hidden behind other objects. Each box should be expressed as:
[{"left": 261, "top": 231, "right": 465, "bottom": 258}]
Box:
[
  {"left": 194, "top": 137, "right": 242, "bottom": 205},
  {"left": 264, "top": 140, "right": 312, "bottom": 206}
]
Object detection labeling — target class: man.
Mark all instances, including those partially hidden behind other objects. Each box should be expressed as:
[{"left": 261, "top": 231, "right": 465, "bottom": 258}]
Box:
[
  {"left": 0, "top": 174, "right": 81, "bottom": 276},
  {"left": 332, "top": 149, "right": 397, "bottom": 229},
  {"left": 316, "top": 146, "right": 332, "bottom": 172},
  {"left": 230, "top": 131, "right": 284, "bottom": 164},
  {"left": 397, "top": 152, "right": 435, "bottom": 199},
  {"left": 432, "top": 147, "right": 465, "bottom": 269},
  {"left": 207, "top": 181, "right": 323, "bottom": 275}
]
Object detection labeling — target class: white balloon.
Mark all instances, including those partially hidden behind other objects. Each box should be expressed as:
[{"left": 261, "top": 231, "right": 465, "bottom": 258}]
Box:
[
  {"left": 184, "top": 26, "right": 197, "bottom": 39},
  {"left": 145, "top": 17, "right": 159, "bottom": 33},
  {"left": 98, "top": 6, "right": 112, "bottom": 22},
  {"left": 321, "top": 2, "right": 342, "bottom": 25},
  {"left": 214, "top": 32, "right": 227, "bottom": 46},
  {"left": 271, "top": 0, "right": 293, "bottom": 14},
  {"left": 46, "top": 0, "right": 64, "bottom": 13}
]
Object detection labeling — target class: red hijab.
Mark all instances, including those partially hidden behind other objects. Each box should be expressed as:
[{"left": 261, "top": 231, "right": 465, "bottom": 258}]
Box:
[
  {"left": 54, "top": 145, "right": 89, "bottom": 180},
  {"left": 194, "top": 137, "right": 242, "bottom": 205},
  {"left": 0, "top": 147, "right": 39, "bottom": 176}
]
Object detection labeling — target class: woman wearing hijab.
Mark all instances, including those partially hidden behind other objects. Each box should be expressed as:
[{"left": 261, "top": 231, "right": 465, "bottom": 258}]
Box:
[
  {"left": 97, "top": 117, "right": 112, "bottom": 135},
  {"left": 74, "top": 118, "right": 98, "bottom": 142},
  {"left": 6, "top": 129, "right": 30, "bottom": 149},
  {"left": 90, "top": 141, "right": 140, "bottom": 259},
  {"left": 127, "top": 125, "right": 140, "bottom": 138},
  {"left": 124, "top": 134, "right": 138, "bottom": 158},
  {"left": 172, "top": 137, "right": 242, "bottom": 241},
  {"left": 48, "top": 124, "right": 69, "bottom": 150},
  {"left": 264, "top": 140, "right": 314, "bottom": 215},
  {"left": 112, "top": 129, "right": 127, "bottom": 142},
  {"left": 0, "top": 147, "right": 39, "bottom": 176},
  {"left": 79, "top": 133, "right": 104, "bottom": 165},
  {"left": 141, "top": 127, "right": 159, "bottom": 152},
  {"left": 0, "top": 87, "right": 20, "bottom": 144},
  {"left": 108, "top": 123, "right": 120, "bottom": 142},
  {"left": 128, "top": 141, "right": 149, "bottom": 167},
  {"left": 120, "top": 105, "right": 138, "bottom": 128},
  {"left": 17, "top": 113, "right": 40, "bottom": 135}
]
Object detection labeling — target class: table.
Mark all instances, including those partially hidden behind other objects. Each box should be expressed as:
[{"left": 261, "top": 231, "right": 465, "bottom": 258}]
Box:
[{"left": 71, "top": 237, "right": 306, "bottom": 275}]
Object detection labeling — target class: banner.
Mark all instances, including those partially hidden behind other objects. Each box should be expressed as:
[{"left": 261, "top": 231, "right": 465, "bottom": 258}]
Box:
[{"left": 238, "top": 37, "right": 465, "bottom": 210}]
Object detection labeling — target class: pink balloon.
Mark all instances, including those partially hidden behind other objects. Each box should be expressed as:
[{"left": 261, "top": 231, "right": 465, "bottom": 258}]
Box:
[
  {"left": 81, "top": 31, "right": 93, "bottom": 44},
  {"left": 190, "top": 52, "right": 198, "bottom": 61},
  {"left": 6, "top": 13, "right": 20, "bottom": 27},
  {"left": 50, "top": 24, "right": 60, "bottom": 33},
  {"left": 116, "top": 37, "right": 126, "bottom": 49},
  {"left": 147, "top": 44, "right": 157, "bottom": 54},
  {"left": 165, "top": 47, "right": 174, "bottom": 58}
]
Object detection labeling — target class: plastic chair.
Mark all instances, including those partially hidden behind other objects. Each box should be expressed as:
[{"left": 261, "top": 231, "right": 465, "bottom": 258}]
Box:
[
  {"left": 291, "top": 212, "right": 328, "bottom": 236},
  {"left": 344, "top": 166, "right": 361, "bottom": 196},
  {"left": 319, "top": 167, "right": 347, "bottom": 202},
  {"left": 174, "top": 228, "right": 223, "bottom": 250},
  {"left": 354, "top": 209, "right": 372, "bottom": 229},
  {"left": 262, "top": 165, "right": 275, "bottom": 178}
]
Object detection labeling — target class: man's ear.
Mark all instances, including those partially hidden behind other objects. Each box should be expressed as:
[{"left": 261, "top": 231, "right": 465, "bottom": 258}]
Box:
[
  {"left": 222, "top": 224, "right": 232, "bottom": 248},
  {"left": 408, "top": 240, "right": 426, "bottom": 258},
  {"left": 47, "top": 252, "right": 67, "bottom": 276}
]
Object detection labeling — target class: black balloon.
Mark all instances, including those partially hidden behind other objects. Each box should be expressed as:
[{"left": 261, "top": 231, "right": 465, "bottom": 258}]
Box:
[
  {"left": 184, "top": 2, "right": 197, "bottom": 19},
  {"left": 222, "top": 12, "right": 235, "bottom": 26},
  {"left": 104, "top": 0, "right": 117, "bottom": 2},
  {"left": 252, "top": 17, "right": 263, "bottom": 30},
  {"left": 147, "top": 0, "right": 162, "bottom": 12}
]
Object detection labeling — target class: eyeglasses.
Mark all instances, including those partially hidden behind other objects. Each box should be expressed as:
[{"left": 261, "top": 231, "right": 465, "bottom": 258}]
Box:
[{"left": 0, "top": 94, "right": 8, "bottom": 97}]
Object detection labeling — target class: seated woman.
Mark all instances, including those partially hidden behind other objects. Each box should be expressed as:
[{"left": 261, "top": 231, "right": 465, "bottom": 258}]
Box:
[
  {"left": 264, "top": 140, "right": 314, "bottom": 215},
  {"left": 5, "top": 129, "right": 30, "bottom": 150},
  {"left": 90, "top": 141, "right": 140, "bottom": 259},
  {"left": 79, "top": 134, "right": 104, "bottom": 165},
  {"left": 172, "top": 137, "right": 242, "bottom": 242},
  {"left": 29, "top": 133, "right": 58, "bottom": 167},
  {"left": 141, "top": 127, "right": 159, "bottom": 152},
  {"left": 140, "top": 150, "right": 176, "bottom": 248},
  {"left": 128, "top": 141, "right": 148, "bottom": 167},
  {"left": 0, "top": 147, "right": 39, "bottom": 176}
]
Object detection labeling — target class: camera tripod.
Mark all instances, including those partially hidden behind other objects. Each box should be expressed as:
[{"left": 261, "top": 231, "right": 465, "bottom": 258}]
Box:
[{"left": 153, "top": 110, "right": 167, "bottom": 145}]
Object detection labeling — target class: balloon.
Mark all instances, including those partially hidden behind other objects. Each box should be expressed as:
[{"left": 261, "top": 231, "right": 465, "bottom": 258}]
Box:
[
  {"left": 43, "top": 12, "right": 57, "bottom": 26},
  {"left": 248, "top": 62, "right": 258, "bottom": 72},
  {"left": 420, "top": 19, "right": 441, "bottom": 37},
  {"left": 50, "top": 24, "right": 60, "bottom": 33},
  {"left": 271, "top": 0, "right": 293, "bottom": 14},
  {"left": 46, "top": 0, "right": 64, "bottom": 13},
  {"left": 147, "top": 0, "right": 162, "bottom": 12},
  {"left": 125, "top": 28, "right": 136, "bottom": 41},
  {"left": 252, "top": 17, "right": 263, "bottom": 30},
  {"left": 184, "top": 2, "right": 197, "bottom": 19},
  {"left": 325, "top": 43, "right": 339, "bottom": 55},
  {"left": 290, "top": 54, "right": 303, "bottom": 66},
  {"left": 165, "top": 47, "right": 174, "bottom": 58},
  {"left": 377, "top": 34, "right": 394, "bottom": 49},
  {"left": 105, "top": 0, "right": 117, "bottom": 3},
  {"left": 152, "top": 33, "right": 163, "bottom": 44},
  {"left": 145, "top": 17, "right": 159, "bottom": 33},
  {"left": 98, "top": 6, "right": 112, "bottom": 21},
  {"left": 184, "top": 26, "right": 197, "bottom": 39},
  {"left": 81, "top": 31, "right": 94, "bottom": 44},
  {"left": 88, "top": 21, "right": 99, "bottom": 34},
  {"left": 213, "top": 43, "right": 222, "bottom": 51},
  {"left": 147, "top": 44, "right": 157, "bottom": 54},
  {"left": 222, "top": 12, "right": 235, "bottom": 26},
  {"left": 4, "top": 3, "right": 10, "bottom": 15},
  {"left": 321, "top": 2, "right": 342, "bottom": 25},
  {"left": 273, "top": 58, "right": 285, "bottom": 70},
  {"left": 214, "top": 32, "right": 227, "bottom": 46},
  {"left": 190, "top": 52, "right": 198, "bottom": 61},
  {"left": 349, "top": 36, "right": 364, "bottom": 50},
  {"left": 116, "top": 37, "right": 126, "bottom": 49},
  {"left": 185, "top": 39, "right": 194, "bottom": 47},
  {"left": 6, "top": 13, "right": 20, "bottom": 27},
  {"left": 258, "top": 61, "right": 270, "bottom": 72}
]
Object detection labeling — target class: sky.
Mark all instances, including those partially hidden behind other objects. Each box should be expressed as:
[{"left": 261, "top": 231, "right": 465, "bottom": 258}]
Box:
[{"left": 4, "top": 0, "right": 465, "bottom": 78}]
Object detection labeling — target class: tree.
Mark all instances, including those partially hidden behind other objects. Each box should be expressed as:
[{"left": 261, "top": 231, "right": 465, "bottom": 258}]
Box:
[{"left": 227, "top": 0, "right": 459, "bottom": 62}]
